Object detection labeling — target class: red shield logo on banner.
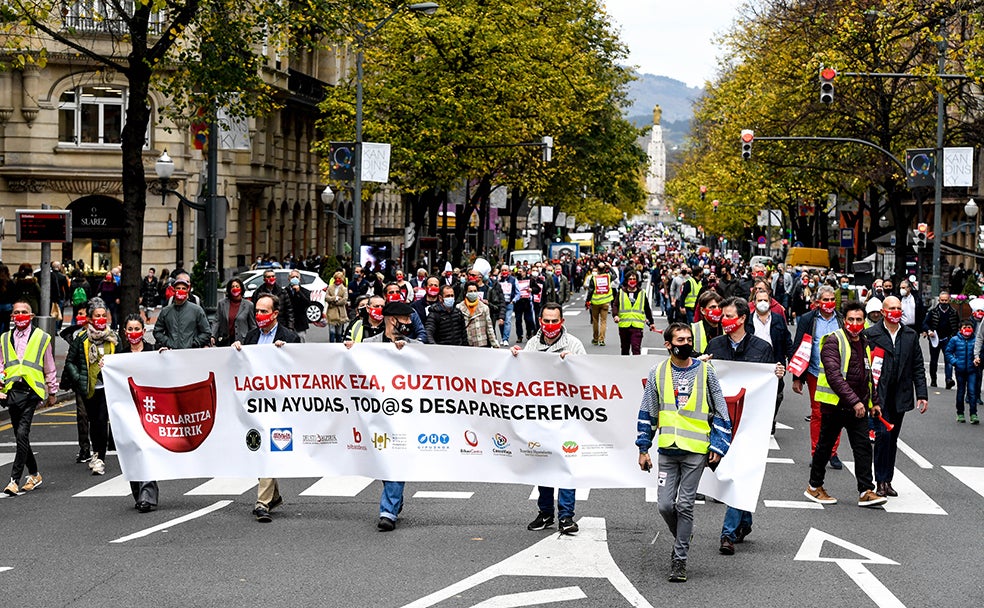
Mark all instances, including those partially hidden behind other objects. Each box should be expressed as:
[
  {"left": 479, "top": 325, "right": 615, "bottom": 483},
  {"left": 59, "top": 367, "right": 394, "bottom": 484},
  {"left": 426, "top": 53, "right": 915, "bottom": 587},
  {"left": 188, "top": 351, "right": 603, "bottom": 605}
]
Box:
[{"left": 128, "top": 372, "right": 217, "bottom": 453}]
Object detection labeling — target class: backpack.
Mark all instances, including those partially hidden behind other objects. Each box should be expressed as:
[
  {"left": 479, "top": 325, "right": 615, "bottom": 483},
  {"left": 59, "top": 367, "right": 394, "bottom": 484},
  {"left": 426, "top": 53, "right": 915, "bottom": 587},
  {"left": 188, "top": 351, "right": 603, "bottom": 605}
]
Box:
[{"left": 72, "top": 285, "right": 87, "bottom": 306}]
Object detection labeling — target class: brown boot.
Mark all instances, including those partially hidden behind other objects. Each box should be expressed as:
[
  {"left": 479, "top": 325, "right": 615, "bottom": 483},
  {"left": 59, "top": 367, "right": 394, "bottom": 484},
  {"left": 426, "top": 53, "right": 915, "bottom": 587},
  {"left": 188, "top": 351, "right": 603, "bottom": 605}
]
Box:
[{"left": 875, "top": 482, "right": 887, "bottom": 497}]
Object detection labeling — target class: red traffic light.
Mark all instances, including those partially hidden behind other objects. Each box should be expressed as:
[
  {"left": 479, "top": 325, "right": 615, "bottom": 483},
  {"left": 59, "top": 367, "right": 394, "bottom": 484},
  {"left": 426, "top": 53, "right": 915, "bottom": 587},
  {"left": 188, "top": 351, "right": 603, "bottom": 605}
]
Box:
[
  {"left": 699, "top": 185, "right": 708, "bottom": 194},
  {"left": 917, "top": 222, "right": 928, "bottom": 233},
  {"left": 712, "top": 199, "right": 719, "bottom": 207},
  {"left": 740, "top": 130, "right": 754, "bottom": 143},
  {"left": 820, "top": 67, "right": 837, "bottom": 81}
]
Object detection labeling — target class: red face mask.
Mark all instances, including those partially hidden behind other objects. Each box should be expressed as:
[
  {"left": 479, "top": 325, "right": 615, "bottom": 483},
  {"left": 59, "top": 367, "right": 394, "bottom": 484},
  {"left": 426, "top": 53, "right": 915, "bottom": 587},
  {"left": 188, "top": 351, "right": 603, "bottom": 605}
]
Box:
[
  {"left": 75, "top": 315, "right": 88, "bottom": 326},
  {"left": 256, "top": 312, "right": 274, "bottom": 328},
  {"left": 883, "top": 309, "right": 903, "bottom": 324},
  {"left": 92, "top": 317, "right": 109, "bottom": 331},
  {"left": 386, "top": 292, "right": 403, "bottom": 302},
  {"left": 501, "top": 271, "right": 510, "bottom": 278},
  {"left": 721, "top": 316, "right": 743, "bottom": 334},
  {"left": 12, "top": 313, "right": 31, "bottom": 329},
  {"left": 753, "top": 272, "right": 765, "bottom": 278},
  {"left": 974, "top": 310, "right": 984, "bottom": 321},
  {"left": 703, "top": 308, "right": 723, "bottom": 323},
  {"left": 627, "top": 280, "right": 638, "bottom": 289},
  {"left": 819, "top": 301, "right": 837, "bottom": 314},
  {"left": 396, "top": 275, "right": 404, "bottom": 281},
  {"left": 426, "top": 286, "right": 440, "bottom": 297},
  {"left": 126, "top": 330, "right": 144, "bottom": 344},
  {"left": 368, "top": 306, "right": 384, "bottom": 322},
  {"left": 230, "top": 287, "right": 242, "bottom": 298},
  {"left": 334, "top": 278, "right": 343, "bottom": 285},
  {"left": 174, "top": 288, "right": 189, "bottom": 303},
  {"left": 961, "top": 327, "right": 975, "bottom": 338},
  {"left": 845, "top": 321, "right": 865, "bottom": 336},
  {"left": 541, "top": 320, "right": 563, "bottom": 339},
  {"left": 265, "top": 276, "right": 277, "bottom": 285}
]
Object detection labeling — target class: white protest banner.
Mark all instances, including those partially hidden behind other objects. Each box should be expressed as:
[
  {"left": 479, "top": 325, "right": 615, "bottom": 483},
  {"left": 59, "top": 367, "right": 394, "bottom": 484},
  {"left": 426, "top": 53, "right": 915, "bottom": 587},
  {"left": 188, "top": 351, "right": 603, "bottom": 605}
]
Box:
[
  {"left": 104, "top": 346, "right": 776, "bottom": 512},
  {"left": 361, "top": 142, "right": 391, "bottom": 183}
]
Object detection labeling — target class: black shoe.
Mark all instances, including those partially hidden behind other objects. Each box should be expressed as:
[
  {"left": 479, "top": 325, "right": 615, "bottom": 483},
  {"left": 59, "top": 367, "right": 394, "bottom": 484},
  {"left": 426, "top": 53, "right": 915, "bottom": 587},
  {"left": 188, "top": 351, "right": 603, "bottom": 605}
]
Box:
[
  {"left": 527, "top": 512, "right": 555, "bottom": 531},
  {"left": 946, "top": 379, "right": 956, "bottom": 390},
  {"left": 735, "top": 525, "right": 751, "bottom": 543},
  {"left": 884, "top": 482, "right": 898, "bottom": 497},
  {"left": 76, "top": 449, "right": 91, "bottom": 463},
  {"left": 269, "top": 496, "right": 283, "bottom": 511},
  {"left": 719, "top": 537, "right": 735, "bottom": 555},
  {"left": 829, "top": 455, "right": 843, "bottom": 470},
  {"left": 135, "top": 501, "right": 154, "bottom": 513},
  {"left": 253, "top": 506, "right": 272, "bottom": 522},
  {"left": 377, "top": 517, "right": 395, "bottom": 532},
  {"left": 558, "top": 516, "right": 579, "bottom": 535},
  {"left": 669, "top": 558, "right": 687, "bottom": 582}
]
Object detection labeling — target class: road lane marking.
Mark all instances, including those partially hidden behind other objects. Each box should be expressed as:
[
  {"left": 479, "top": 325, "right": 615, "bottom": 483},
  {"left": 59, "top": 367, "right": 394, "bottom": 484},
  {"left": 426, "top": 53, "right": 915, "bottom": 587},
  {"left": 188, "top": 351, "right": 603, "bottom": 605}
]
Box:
[
  {"left": 897, "top": 439, "right": 933, "bottom": 469},
  {"left": 764, "top": 500, "right": 823, "bottom": 510},
  {"left": 842, "top": 462, "right": 946, "bottom": 515},
  {"left": 769, "top": 436, "right": 780, "bottom": 450},
  {"left": 564, "top": 311, "right": 582, "bottom": 317},
  {"left": 529, "top": 487, "right": 589, "bottom": 500},
  {"left": 0, "top": 453, "right": 14, "bottom": 467},
  {"left": 299, "top": 476, "right": 375, "bottom": 497},
  {"left": 942, "top": 466, "right": 984, "bottom": 498},
  {"left": 0, "top": 567, "right": 11, "bottom": 573},
  {"left": 469, "top": 586, "right": 586, "bottom": 607},
  {"left": 413, "top": 491, "right": 474, "bottom": 499},
  {"left": 766, "top": 457, "right": 795, "bottom": 464},
  {"left": 400, "top": 517, "right": 653, "bottom": 608},
  {"left": 110, "top": 500, "right": 233, "bottom": 543},
  {"left": 795, "top": 528, "right": 905, "bottom": 608},
  {"left": 0, "top": 441, "right": 78, "bottom": 447},
  {"left": 185, "top": 478, "right": 257, "bottom": 496},
  {"left": 74, "top": 474, "right": 133, "bottom": 497},
  {"left": 775, "top": 422, "right": 793, "bottom": 430}
]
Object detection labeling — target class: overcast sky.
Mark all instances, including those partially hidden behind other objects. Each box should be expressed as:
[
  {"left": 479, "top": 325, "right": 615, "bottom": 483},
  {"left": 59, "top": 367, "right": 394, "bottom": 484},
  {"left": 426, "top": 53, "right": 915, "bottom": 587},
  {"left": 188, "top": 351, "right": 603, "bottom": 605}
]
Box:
[{"left": 602, "top": 0, "right": 745, "bottom": 88}]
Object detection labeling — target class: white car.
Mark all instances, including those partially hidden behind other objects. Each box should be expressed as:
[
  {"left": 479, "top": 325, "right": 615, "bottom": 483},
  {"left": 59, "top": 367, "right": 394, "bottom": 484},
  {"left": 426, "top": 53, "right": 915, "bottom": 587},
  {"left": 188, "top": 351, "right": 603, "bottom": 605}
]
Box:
[{"left": 228, "top": 269, "right": 329, "bottom": 325}]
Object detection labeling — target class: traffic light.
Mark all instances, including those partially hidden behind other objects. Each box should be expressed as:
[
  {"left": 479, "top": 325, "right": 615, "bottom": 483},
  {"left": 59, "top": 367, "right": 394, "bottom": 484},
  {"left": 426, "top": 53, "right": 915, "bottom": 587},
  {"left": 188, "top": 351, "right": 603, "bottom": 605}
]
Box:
[
  {"left": 712, "top": 199, "right": 719, "bottom": 213},
  {"left": 740, "top": 130, "right": 754, "bottom": 160},
  {"left": 819, "top": 67, "right": 836, "bottom": 104},
  {"left": 699, "top": 185, "right": 707, "bottom": 201},
  {"left": 914, "top": 222, "right": 928, "bottom": 249}
]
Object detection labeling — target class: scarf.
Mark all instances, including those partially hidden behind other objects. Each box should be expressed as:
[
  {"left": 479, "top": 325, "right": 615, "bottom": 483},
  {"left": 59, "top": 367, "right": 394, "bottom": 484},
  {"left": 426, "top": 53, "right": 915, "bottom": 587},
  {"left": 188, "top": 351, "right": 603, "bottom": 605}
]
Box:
[
  {"left": 464, "top": 298, "right": 480, "bottom": 316},
  {"left": 86, "top": 324, "right": 119, "bottom": 365}
]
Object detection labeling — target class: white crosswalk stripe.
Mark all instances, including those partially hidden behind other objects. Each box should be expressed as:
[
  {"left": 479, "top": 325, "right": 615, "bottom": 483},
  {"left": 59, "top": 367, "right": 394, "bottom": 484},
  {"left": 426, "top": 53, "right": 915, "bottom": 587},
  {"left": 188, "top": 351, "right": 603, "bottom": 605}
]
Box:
[
  {"left": 184, "top": 478, "right": 258, "bottom": 496},
  {"left": 529, "top": 486, "right": 590, "bottom": 500},
  {"left": 299, "top": 476, "right": 375, "bottom": 497},
  {"left": 842, "top": 461, "right": 947, "bottom": 515},
  {"left": 0, "top": 453, "right": 15, "bottom": 467},
  {"left": 943, "top": 466, "right": 984, "bottom": 498},
  {"left": 73, "top": 474, "right": 133, "bottom": 497}
]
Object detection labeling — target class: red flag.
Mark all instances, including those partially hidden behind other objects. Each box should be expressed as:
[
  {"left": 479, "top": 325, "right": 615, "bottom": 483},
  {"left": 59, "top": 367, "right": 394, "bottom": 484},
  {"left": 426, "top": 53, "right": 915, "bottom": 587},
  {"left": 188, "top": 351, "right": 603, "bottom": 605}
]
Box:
[{"left": 128, "top": 372, "right": 217, "bottom": 453}]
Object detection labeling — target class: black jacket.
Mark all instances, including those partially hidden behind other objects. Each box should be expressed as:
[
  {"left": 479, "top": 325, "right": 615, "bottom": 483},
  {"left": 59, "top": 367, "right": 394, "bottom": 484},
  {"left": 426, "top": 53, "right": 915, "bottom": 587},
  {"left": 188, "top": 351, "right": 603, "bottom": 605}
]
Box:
[
  {"left": 861, "top": 322, "right": 928, "bottom": 413},
  {"left": 243, "top": 323, "right": 301, "bottom": 346},
  {"left": 746, "top": 312, "right": 793, "bottom": 364},
  {"left": 251, "top": 284, "right": 294, "bottom": 330},
  {"left": 425, "top": 303, "right": 467, "bottom": 346},
  {"left": 922, "top": 303, "right": 959, "bottom": 340},
  {"left": 706, "top": 332, "right": 774, "bottom": 364},
  {"left": 286, "top": 285, "right": 311, "bottom": 333}
]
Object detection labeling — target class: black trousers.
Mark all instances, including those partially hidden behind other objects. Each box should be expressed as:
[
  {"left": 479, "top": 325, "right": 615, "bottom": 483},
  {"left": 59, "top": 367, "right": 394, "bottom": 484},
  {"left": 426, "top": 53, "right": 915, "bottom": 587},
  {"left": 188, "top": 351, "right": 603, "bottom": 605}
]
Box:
[
  {"left": 6, "top": 389, "right": 40, "bottom": 481},
  {"left": 85, "top": 388, "right": 109, "bottom": 459},
  {"left": 809, "top": 402, "right": 874, "bottom": 494},
  {"left": 130, "top": 481, "right": 159, "bottom": 507},
  {"left": 75, "top": 391, "right": 90, "bottom": 452}
]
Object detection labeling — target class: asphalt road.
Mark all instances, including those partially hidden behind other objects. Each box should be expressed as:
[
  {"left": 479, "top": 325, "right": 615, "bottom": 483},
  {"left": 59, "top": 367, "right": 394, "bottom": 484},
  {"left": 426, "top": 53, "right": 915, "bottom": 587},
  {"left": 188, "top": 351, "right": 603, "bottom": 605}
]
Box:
[{"left": 1, "top": 288, "right": 979, "bottom": 608}]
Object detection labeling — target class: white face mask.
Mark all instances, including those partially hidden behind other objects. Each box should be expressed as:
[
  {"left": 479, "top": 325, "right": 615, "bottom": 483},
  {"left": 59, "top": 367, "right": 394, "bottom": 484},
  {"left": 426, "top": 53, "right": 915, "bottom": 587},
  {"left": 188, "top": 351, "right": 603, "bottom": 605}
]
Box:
[
  {"left": 900, "top": 289, "right": 909, "bottom": 297},
  {"left": 755, "top": 300, "right": 771, "bottom": 314}
]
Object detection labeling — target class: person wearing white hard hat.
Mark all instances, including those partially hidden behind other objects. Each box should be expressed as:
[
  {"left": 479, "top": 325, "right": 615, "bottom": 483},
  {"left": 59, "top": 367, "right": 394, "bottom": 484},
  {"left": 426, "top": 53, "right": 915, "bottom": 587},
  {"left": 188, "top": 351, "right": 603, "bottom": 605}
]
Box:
[{"left": 864, "top": 297, "right": 883, "bottom": 328}]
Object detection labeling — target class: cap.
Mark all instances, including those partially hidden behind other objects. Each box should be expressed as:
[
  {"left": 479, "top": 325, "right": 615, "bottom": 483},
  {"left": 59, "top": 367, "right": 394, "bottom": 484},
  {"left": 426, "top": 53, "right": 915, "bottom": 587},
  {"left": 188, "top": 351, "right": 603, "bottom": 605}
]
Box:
[
  {"left": 382, "top": 301, "right": 413, "bottom": 317},
  {"left": 173, "top": 276, "right": 190, "bottom": 286},
  {"left": 865, "top": 298, "right": 882, "bottom": 313},
  {"left": 970, "top": 297, "right": 984, "bottom": 312}
]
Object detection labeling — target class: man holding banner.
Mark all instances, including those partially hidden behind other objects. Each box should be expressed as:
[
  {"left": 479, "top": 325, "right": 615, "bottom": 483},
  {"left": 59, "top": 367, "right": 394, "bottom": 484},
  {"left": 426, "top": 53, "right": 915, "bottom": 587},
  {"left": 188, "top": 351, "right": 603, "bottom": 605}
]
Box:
[
  {"left": 233, "top": 293, "right": 300, "bottom": 523},
  {"left": 637, "top": 322, "right": 731, "bottom": 583},
  {"left": 512, "top": 302, "right": 585, "bottom": 535}
]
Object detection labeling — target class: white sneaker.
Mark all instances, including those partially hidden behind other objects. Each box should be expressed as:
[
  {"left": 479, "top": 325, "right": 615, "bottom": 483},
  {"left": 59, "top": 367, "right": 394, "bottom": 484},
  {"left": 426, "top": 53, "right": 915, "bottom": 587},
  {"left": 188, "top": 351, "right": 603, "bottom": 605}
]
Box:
[
  {"left": 90, "top": 457, "right": 105, "bottom": 475},
  {"left": 87, "top": 457, "right": 97, "bottom": 470}
]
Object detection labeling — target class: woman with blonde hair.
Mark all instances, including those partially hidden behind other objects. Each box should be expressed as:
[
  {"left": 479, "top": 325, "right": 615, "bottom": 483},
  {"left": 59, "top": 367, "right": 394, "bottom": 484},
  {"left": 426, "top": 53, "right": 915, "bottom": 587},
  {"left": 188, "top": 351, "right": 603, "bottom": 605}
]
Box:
[{"left": 325, "top": 270, "right": 349, "bottom": 342}]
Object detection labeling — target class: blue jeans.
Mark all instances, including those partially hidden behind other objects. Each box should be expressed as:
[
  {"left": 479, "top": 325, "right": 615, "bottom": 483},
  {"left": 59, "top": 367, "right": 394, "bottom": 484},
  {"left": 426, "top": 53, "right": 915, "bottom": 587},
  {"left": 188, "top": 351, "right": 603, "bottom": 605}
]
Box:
[
  {"left": 956, "top": 371, "right": 978, "bottom": 415},
  {"left": 536, "top": 486, "right": 575, "bottom": 518},
  {"left": 501, "top": 302, "right": 514, "bottom": 342},
  {"left": 379, "top": 481, "right": 405, "bottom": 520},
  {"left": 721, "top": 506, "right": 753, "bottom": 541}
]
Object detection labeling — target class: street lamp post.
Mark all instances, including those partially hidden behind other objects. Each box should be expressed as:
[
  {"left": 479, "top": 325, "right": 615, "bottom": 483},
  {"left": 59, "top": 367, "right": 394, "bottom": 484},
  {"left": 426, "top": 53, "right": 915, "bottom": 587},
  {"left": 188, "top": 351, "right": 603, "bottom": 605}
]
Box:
[
  {"left": 155, "top": 116, "right": 219, "bottom": 313},
  {"left": 966, "top": 198, "right": 978, "bottom": 272},
  {"left": 351, "top": 2, "right": 438, "bottom": 263}
]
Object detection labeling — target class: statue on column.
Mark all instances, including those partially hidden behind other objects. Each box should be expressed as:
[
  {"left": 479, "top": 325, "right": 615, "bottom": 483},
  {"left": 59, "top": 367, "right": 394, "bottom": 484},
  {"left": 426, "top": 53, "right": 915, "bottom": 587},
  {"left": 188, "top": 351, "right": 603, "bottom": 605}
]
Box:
[{"left": 652, "top": 105, "right": 662, "bottom": 126}]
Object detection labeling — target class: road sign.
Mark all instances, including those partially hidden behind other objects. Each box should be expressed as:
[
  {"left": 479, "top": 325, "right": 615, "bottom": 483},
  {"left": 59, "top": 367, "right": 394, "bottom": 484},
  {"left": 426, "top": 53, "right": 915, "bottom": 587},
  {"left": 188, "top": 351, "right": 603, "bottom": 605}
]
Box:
[
  {"left": 840, "top": 228, "right": 854, "bottom": 248},
  {"left": 757, "top": 236, "right": 767, "bottom": 245},
  {"left": 15, "top": 210, "right": 72, "bottom": 243},
  {"left": 890, "top": 235, "right": 897, "bottom": 247}
]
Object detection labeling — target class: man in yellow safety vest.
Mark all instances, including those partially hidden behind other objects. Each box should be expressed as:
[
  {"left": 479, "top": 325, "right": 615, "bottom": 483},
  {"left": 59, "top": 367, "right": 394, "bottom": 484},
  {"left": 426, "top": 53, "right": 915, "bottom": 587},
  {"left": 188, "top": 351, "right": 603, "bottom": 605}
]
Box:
[
  {"left": 585, "top": 263, "right": 616, "bottom": 346},
  {"left": 612, "top": 271, "right": 656, "bottom": 355},
  {"left": 636, "top": 322, "right": 732, "bottom": 583},
  {"left": 2, "top": 300, "right": 59, "bottom": 496}
]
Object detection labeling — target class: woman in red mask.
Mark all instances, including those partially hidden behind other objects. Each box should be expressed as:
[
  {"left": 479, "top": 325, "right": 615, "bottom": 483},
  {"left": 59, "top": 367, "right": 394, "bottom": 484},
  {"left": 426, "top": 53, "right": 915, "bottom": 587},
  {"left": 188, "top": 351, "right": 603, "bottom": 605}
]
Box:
[
  {"left": 325, "top": 271, "right": 349, "bottom": 343},
  {"left": 212, "top": 278, "right": 256, "bottom": 347},
  {"left": 117, "top": 313, "right": 159, "bottom": 512},
  {"left": 63, "top": 298, "right": 118, "bottom": 476}
]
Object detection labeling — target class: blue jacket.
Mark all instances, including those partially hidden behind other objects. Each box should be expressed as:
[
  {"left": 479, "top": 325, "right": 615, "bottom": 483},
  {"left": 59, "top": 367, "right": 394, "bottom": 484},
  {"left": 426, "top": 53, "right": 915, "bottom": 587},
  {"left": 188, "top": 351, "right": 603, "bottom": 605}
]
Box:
[{"left": 945, "top": 333, "right": 976, "bottom": 373}]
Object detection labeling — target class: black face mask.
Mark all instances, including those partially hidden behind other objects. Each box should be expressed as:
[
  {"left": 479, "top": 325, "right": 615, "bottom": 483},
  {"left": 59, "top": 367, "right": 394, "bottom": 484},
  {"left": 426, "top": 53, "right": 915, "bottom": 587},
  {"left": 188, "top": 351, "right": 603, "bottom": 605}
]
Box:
[
  {"left": 670, "top": 344, "right": 694, "bottom": 360},
  {"left": 396, "top": 322, "right": 414, "bottom": 337}
]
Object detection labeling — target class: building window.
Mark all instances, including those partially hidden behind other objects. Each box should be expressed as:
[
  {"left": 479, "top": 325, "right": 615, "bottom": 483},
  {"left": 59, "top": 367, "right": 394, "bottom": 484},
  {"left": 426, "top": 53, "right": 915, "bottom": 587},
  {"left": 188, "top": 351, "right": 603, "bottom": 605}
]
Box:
[
  {"left": 58, "top": 86, "right": 141, "bottom": 147},
  {"left": 61, "top": 1, "right": 165, "bottom": 35}
]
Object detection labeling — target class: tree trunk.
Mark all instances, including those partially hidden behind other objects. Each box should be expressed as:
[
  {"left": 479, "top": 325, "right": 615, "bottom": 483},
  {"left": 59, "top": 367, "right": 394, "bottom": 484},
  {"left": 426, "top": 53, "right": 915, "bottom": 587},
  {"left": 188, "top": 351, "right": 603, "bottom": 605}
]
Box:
[{"left": 507, "top": 186, "right": 525, "bottom": 258}]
